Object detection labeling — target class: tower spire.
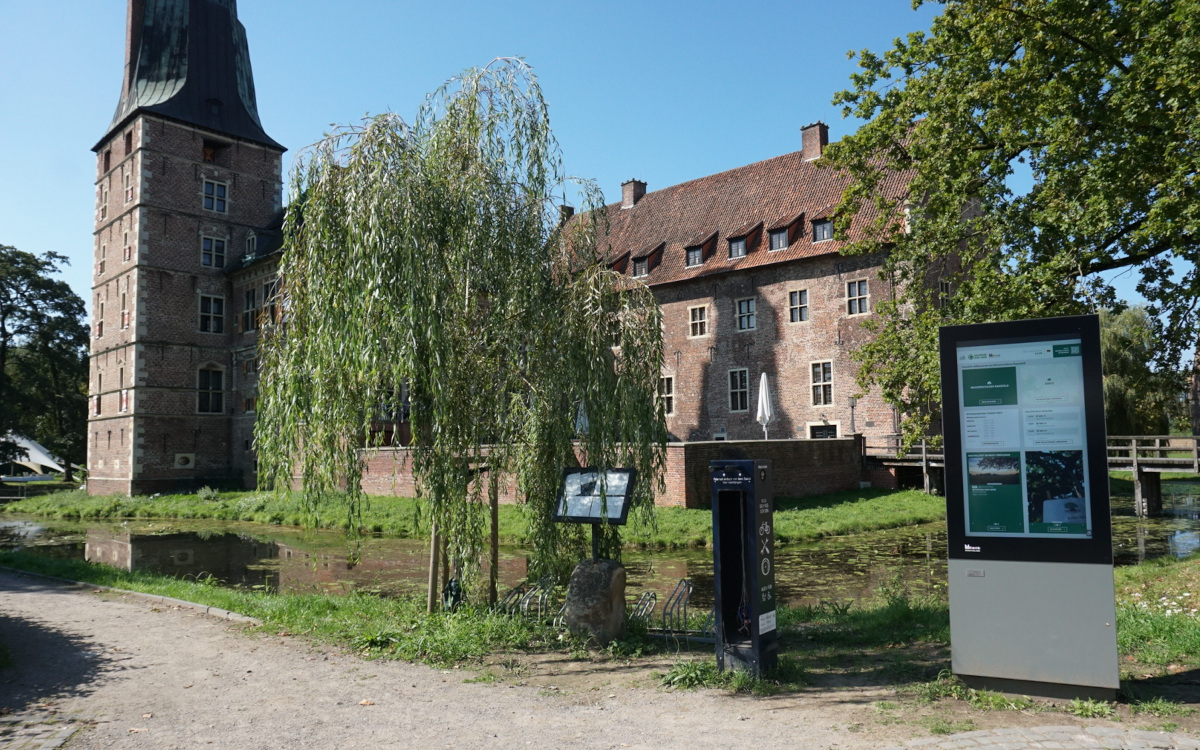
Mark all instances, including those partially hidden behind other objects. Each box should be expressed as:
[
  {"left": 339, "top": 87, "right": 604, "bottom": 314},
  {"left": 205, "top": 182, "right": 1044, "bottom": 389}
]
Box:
[{"left": 99, "top": 0, "right": 283, "bottom": 151}]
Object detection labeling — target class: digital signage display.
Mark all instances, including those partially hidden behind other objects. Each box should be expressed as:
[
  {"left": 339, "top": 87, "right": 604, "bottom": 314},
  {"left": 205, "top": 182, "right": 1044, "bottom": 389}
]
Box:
[{"left": 940, "top": 316, "right": 1111, "bottom": 564}]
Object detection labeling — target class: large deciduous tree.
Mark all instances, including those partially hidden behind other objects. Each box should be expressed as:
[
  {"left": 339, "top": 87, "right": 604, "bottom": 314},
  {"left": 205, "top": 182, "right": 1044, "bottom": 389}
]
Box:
[
  {"left": 824, "top": 0, "right": 1200, "bottom": 442},
  {"left": 0, "top": 245, "right": 89, "bottom": 474},
  {"left": 256, "top": 60, "right": 666, "bottom": 601}
]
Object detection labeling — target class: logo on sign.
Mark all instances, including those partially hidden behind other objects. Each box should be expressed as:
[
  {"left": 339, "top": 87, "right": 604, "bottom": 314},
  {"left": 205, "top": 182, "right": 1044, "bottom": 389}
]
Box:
[{"left": 964, "top": 543, "right": 981, "bottom": 553}]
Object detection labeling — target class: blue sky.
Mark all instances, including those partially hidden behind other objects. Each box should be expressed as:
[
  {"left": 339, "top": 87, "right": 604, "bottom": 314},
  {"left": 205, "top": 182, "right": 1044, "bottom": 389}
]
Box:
[{"left": 0, "top": 0, "right": 1151, "bottom": 318}]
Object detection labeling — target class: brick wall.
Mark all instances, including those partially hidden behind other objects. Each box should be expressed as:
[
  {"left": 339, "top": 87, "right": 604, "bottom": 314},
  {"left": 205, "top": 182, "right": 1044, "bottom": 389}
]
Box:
[
  {"left": 655, "top": 252, "right": 897, "bottom": 444},
  {"left": 358, "top": 437, "right": 866, "bottom": 509},
  {"left": 88, "top": 115, "right": 283, "bottom": 495}
]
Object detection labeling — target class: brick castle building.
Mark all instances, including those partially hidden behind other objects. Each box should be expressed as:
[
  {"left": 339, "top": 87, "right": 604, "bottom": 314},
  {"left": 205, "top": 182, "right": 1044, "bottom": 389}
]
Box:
[
  {"left": 88, "top": 1, "right": 906, "bottom": 499},
  {"left": 88, "top": 0, "right": 284, "bottom": 494}
]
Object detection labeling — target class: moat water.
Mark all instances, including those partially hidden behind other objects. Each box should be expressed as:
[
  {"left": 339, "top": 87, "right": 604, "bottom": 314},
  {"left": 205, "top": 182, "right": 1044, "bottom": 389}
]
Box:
[{"left": 2, "top": 481, "right": 1198, "bottom": 610}]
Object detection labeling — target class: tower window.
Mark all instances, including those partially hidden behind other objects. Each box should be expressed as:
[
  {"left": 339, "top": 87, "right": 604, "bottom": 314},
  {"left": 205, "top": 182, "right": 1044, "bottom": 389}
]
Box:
[
  {"left": 199, "top": 295, "right": 224, "bottom": 334},
  {"left": 243, "top": 288, "right": 259, "bottom": 332},
  {"left": 201, "top": 236, "right": 226, "bottom": 268},
  {"left": 203, "top": 180, "right": 228, "bottom": 213},
  {"left": 197, "top": 368, "right": 224, "bottom": 413},
  {"left": 124, "top": 131, "right": 133, "bottom": 156}
]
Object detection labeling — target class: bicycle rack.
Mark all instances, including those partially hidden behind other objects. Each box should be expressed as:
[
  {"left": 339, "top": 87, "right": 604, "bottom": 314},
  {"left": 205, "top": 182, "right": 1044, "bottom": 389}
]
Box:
[{"left": 629, "top": 590, "right": 657, "bottom": 624}]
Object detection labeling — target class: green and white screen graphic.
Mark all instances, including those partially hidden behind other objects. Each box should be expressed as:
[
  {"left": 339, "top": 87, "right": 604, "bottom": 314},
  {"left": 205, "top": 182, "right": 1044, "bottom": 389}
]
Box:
[{"left": 957, "top": 339, "right": 1091, "bottom": 538}]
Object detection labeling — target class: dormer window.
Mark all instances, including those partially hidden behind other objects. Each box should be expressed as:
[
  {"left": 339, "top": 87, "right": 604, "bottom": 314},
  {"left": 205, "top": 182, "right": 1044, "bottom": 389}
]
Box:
[
  {"left": 728, "top": 237, "right": 747, "bottom": 259},
  {"left": 685, "top": 246, "right": 703, "bottom": 267},
  {"left": 246, "top": 233, "right": 257, "bottom": 255},
  {"left": 769, "top": 228, "right": 789, "bottom": 251},
  {"left": 813, "top": 219, "right": 833, "bottom": 242},
  {"left": 632, "top": 258, "right": 649, "bottom": 278}
]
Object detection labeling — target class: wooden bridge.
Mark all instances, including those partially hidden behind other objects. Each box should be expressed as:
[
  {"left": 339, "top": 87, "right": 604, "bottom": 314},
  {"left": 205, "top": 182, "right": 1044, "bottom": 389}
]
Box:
[{"left": 862, "top": 434, "right": 1199, "bottom": 517}]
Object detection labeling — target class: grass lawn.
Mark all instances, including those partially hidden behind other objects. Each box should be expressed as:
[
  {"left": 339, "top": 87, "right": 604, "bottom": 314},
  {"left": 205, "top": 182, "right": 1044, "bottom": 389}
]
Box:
[{"left": 3, "top": 486, "right": 946, "bottom": 550}]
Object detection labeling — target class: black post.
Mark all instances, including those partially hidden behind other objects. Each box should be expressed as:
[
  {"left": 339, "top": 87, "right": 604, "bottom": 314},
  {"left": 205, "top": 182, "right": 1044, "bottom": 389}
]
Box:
[{"left": 591, "top": 523, "right": 600, "bottom": 561}]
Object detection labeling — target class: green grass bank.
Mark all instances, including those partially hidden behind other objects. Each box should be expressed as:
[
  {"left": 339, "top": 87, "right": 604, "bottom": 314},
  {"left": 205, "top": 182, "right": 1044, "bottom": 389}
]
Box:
[{"left": 1, "top": 487, "right": 945, "bottom": 549}]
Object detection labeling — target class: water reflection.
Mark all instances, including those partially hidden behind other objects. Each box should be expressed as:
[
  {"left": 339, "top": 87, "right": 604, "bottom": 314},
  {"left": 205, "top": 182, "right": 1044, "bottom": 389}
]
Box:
[{"left": 1, "top": 478, "right": 1198, "bottom": 608}]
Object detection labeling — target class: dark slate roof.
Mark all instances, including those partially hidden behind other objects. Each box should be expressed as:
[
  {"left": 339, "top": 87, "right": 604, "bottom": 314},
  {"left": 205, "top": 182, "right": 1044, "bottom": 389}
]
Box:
[
  {"left": 96, "top": 0, "right": 283, "bottom": 151},
  {"left": 227, "top": 208, "right": 286, "bottom": 274},
  {"left": 588, "top": 149, "right": 907, "bottom": 287}
]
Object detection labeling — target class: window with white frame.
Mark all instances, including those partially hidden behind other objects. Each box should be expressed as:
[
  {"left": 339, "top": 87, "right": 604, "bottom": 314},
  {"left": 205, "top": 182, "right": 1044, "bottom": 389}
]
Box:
[
  {"left": 96, "top": 302, "right": 104, "bottom": 337},
  {"left": 263, "top": 279, "right": 280, "bottom": 325},
  {"left": 120, "top": 292, "right": 129, "bottom": 329},
  {"left": 123, "top": 231, "right": 132, "bottom": 262},
  {"left": 728, "top": 369, "right": 749, "bottom": 412},
  {"left": 202, "top": 179, "right": 227, "bottom": 213},
  {"left": 632, "top": 257, "right": 649, "bottom": 277},
  {"left": 735, "top": 297, "right": 756, "bottom": 331},
  {"left": 199, "top": 295, "right": 224, "bottom": 333},
  {"left": 246, "top": 233, "right": 257, "bottom": 255},
  {"left": 688, "top": 305, "right": 708, "bottom": 337},
  {"left": 197, "top": 367, "right": 224, "bottom": 413},
  {"left": 99, "top": 182, "right": 109, "bottom": 221},
  {"left": 685, "top": 246, "right": 703, "bottom": 267},
  {"left": 659, "top": 376, "right": 674, "bottom": 416},
  {"left": 811, "top": 361, "right": 833, "bottom": 405},
  {"left": 201, "top": 236, "right": 226, "bottom": 268},
  {"left": 728, "top": 237, "right": 747, "bottom": 259},
  {"left": 847, "top": 280, "right": 869, "bottom": 315},
  {"left": 769, "top": 228, "right": 789, "bottom": 251},
  {"left": 813, "top": 219, "right": 833, "bottom": 242},
  {"left": 789, "top": 289, "right": 809, "bottom": 322},
  {"left": 243, "top": 288, "right": 259, "bottom": 331},
  {"left": 123, "top": 169, "right": 133, "bottom": 203}
]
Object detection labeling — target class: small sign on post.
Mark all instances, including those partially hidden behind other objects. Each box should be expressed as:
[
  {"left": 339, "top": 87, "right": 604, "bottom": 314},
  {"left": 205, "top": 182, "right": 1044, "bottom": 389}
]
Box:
[{"left": 553, "top": 468, "right": 636, "bottom": 559}]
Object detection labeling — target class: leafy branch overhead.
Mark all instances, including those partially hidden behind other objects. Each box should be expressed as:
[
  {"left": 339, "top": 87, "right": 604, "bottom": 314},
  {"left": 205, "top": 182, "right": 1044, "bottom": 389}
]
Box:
[
  {"left": 824, "top": 0, "right": 1199, "bottom": 439},
  {"left": 255, "top": 60, "right": 666, "bottom": 587}
]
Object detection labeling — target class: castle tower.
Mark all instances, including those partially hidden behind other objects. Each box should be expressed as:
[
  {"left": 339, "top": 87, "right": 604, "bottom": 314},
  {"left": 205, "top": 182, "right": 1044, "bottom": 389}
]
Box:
[{"left": 89, "top": 0, "right": 285, "bottom": 495}]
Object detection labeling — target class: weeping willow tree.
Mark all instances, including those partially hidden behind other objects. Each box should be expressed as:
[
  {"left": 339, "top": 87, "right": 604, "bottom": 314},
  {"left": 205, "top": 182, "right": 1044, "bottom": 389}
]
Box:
[{"left": 255, "top": 59, "right": 666, "bottom": 602}]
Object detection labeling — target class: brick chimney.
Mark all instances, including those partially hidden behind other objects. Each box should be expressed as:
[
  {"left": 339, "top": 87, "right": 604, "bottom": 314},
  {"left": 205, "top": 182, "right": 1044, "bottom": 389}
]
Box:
[
  {"left": 621, "top": 179, "right": 646, "bottom": 209},
  {"left": 557, "top": 205, "right": 575, "bottom": 227},
  {"left": 801, "top": 122, "right": 829, "bottom": 161}
]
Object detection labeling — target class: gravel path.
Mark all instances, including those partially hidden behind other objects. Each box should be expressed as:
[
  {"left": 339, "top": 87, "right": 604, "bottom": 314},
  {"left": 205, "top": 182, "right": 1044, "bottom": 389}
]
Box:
[{"left": 0, "top": 570, "right": 1196, "bottom": 750}]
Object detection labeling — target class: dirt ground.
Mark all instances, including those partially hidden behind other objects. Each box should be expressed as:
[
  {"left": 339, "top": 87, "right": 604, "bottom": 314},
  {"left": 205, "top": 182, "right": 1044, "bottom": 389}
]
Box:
[{"left": 0, "top": 571, "right": 1190, "bottom": 750}]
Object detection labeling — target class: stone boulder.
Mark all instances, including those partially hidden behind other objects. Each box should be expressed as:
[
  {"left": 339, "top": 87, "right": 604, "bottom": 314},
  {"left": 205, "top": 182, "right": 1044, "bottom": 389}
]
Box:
[{"left": 563, "top": 559, "right": 627, "bottom": 647}]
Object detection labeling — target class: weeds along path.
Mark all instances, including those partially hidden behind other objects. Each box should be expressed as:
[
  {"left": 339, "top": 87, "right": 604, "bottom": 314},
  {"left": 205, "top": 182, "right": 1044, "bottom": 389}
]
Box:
[{"left": 0, "top": 570, "right": 900, "bottom": 750}]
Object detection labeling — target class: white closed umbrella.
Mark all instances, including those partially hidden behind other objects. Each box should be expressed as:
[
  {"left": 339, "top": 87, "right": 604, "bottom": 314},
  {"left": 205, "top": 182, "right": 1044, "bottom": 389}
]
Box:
[{"left": 756, "top": 372, "right": 773, "bottom": 440}]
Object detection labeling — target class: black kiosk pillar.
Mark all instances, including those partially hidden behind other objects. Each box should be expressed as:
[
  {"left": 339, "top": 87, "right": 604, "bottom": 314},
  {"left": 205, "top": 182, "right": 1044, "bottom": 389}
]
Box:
[{"left": 710, "top": 460, "right": 777, "bottom": 675}]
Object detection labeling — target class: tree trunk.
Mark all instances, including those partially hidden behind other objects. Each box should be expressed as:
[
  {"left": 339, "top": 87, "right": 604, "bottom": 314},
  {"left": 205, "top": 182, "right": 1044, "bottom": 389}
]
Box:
[
  {"left": 426, "top": 520, "right": 440, "bottom": 613},
  {"left": 489, "top": 469, "right": 499, "bottom": 607}
]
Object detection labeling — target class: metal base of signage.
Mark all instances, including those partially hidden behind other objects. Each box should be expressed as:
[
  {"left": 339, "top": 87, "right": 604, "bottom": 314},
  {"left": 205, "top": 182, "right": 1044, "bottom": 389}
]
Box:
[
  {"left": 957, "top": 674, "right": 1116, "bottom": 702},
  {"left": 949, "top": 559, "right": 1119, "bottom": 695}
]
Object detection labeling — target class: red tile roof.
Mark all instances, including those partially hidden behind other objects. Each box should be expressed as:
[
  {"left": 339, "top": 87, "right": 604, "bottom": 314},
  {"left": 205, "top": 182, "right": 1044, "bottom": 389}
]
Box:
[{"left": 586, "top": 149, "right": 905, "bottom": 287}]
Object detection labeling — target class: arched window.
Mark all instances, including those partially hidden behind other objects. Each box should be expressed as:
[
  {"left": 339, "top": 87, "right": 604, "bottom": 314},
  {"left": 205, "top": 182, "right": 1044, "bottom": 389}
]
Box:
[{"left": 197, "top": 366, "right": 224, "bottom": 413}]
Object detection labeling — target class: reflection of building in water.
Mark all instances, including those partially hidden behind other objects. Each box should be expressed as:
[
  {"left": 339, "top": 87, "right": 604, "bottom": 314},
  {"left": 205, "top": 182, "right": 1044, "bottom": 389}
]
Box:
[
  {"left": 271, "top": 542, "right": 530, "bottom": 597},
  {"left": 85, "top": 530, "right": 279, "bottom": 589}
]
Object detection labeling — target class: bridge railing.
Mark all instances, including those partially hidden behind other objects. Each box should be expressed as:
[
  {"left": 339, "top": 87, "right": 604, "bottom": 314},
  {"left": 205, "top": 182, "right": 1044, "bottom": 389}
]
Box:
[
  {"left": 1106, "top": 435, "right": 1200, "bottom": 473},
  {"left": 862, "top": 435, "right": 945, "bottom": 463}
]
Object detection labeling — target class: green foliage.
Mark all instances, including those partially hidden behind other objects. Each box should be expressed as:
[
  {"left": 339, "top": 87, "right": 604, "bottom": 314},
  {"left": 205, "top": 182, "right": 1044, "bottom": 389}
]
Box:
[
  {"left": 256, "top": 59, "right": 665, "bottom": 590},
  {"left": 1114, "top": 553, "right": 1200, "bottom": 668},
  {"left": 925, "top": 718, "right": 979, "bottom": 735},
  {"left": 1066, "top": 698, "right": 1117, "bottom": 720},
  {"left": 628, "top": 489, "right": 944, "bottom": 549},
  {"left": 196, "top": 486, "right": 219, "bottom": 503},
  {"left": 1130, "top": 697, "right": 1196, "bottom": 718},
  {"left": 1101, "top": 307, "right": 1185, "bottom": 435},
  {"left": 659, "top": 656, "right": 806, "bottom": 695},
  {"left": 824, "top": 0, "right": 1200, "bottom": 443},
  {"left": 0, "top": 244, "right": 88, "bottom": 471}
]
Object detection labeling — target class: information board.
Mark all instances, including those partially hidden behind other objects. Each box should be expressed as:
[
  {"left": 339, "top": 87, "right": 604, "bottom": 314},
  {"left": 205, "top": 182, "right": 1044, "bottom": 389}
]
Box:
[
  {"left": 553, "top": 468, "right": 635, "bottom": 525},
  {"left": 940, "top": 316, "right": 1111, "bottom": 564}
]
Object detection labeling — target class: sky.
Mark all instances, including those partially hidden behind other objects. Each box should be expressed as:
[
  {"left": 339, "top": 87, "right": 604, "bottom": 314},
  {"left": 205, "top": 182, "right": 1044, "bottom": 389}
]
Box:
[{"left": 0, "top": 0, "right": 1150, "bottom": 319}]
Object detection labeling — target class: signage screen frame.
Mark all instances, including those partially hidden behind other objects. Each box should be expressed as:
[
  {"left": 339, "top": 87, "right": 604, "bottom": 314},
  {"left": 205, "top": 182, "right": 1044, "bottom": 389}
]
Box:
[
  {"left": 939, "top": 315, "right": 1112, "bottom": 565},
  {"left": 552, "top": 467, "right": 637, "bottom": 526}
]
